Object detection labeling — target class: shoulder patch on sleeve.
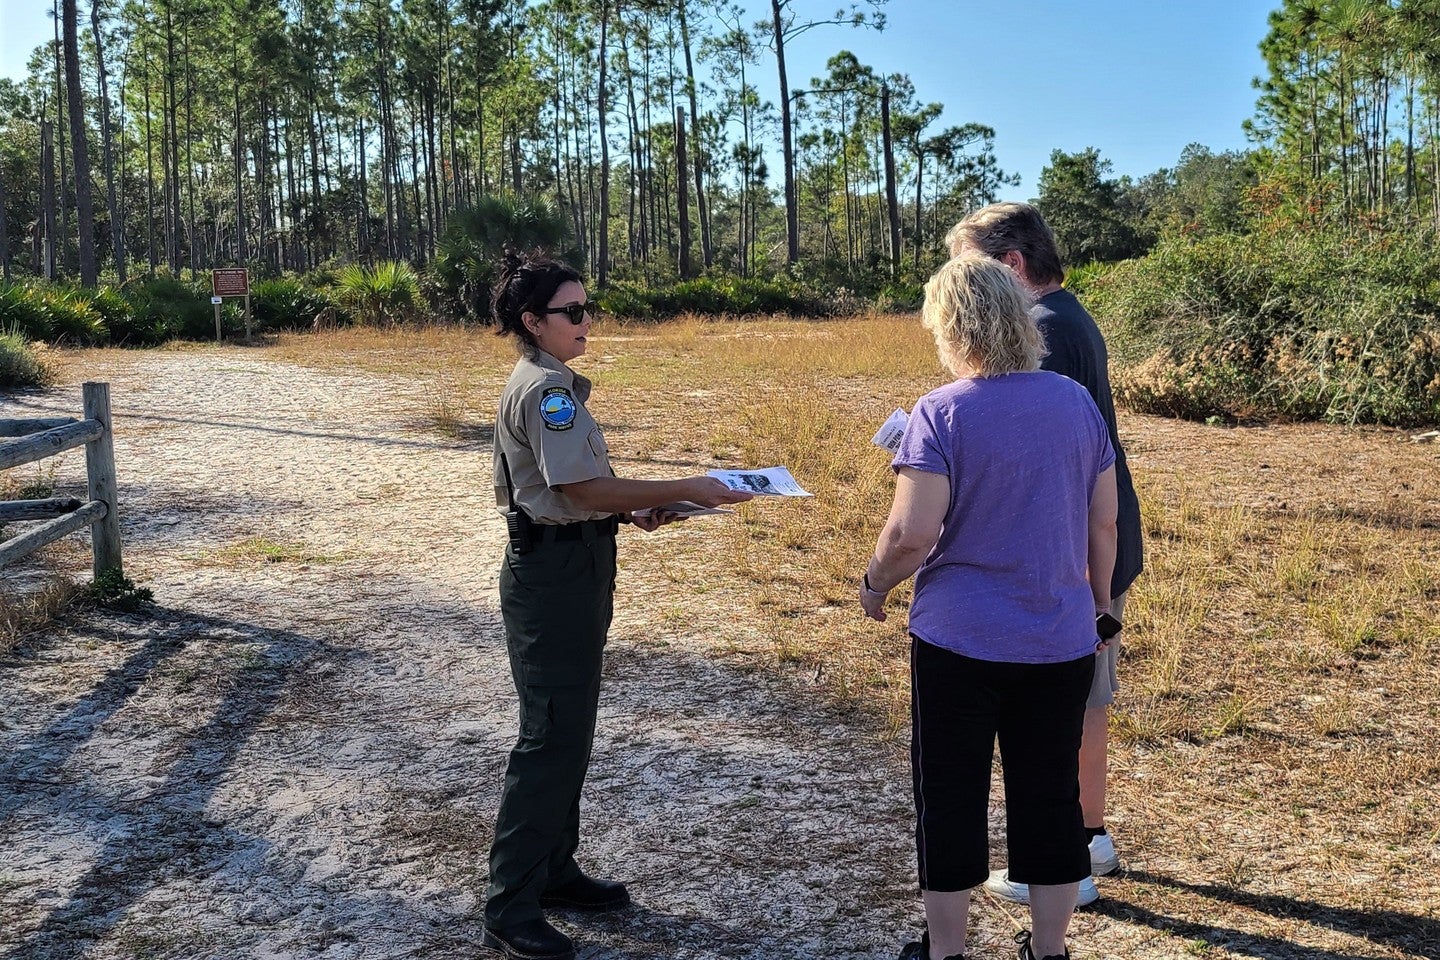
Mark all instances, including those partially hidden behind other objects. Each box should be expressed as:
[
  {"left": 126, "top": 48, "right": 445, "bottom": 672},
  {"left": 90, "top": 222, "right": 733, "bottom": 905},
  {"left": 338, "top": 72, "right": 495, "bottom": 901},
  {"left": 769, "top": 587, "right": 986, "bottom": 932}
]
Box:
[{"left": 539, "top": 386, "right": 578, "bottom": 431}]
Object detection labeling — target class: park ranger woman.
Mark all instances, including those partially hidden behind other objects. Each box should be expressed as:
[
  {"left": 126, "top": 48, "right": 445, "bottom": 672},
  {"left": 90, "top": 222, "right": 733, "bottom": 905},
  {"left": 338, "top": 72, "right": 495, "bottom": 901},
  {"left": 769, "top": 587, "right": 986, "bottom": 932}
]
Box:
[{"left": 481, "top": 252, "right": 750, "bottom": 960}]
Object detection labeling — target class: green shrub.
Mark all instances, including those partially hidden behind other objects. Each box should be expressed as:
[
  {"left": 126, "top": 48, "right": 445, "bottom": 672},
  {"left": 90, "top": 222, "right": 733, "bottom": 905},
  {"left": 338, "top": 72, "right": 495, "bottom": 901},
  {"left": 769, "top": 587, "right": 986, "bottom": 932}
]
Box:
[
  {"left": 48, "top": 288, "right": 107, "bottom": 344},
  {"left": 596, "top": 282, "right": 655, "bottom": 320},
  {"left": 122, "top": 275, "right": 226, "bottom": 343},
  {"left": 333, "top": 261, "right": 421, "bottom": 325},
  {"left": 0, "top": 283, "right": 107, "bottom": 345},
  {"left": 873, "top": 282, "right": 924, "bottom": 313},
  {"left": 1085, "top": 228, "right": 1440, "bottom": 426},
  {"left": 597, "top": 274, "right": 827, "bottom": 320},
  {"left": 0, "top": 284, "right": 50, "bottom": 340},
  {"left": 87, "top": 568, "right": 154, "bottom": 611},
  {"left": 251, "top": 278, "right": 341, "bottom": 331},
  {"left": 1062, "top": 261, "right": 1109, "bottom": 299},
  {"left": 88, "top": 287, "right": 134, "bottom": 341},
  {"left": 0, "top": 330, "right": 51, "bottom": 389}
]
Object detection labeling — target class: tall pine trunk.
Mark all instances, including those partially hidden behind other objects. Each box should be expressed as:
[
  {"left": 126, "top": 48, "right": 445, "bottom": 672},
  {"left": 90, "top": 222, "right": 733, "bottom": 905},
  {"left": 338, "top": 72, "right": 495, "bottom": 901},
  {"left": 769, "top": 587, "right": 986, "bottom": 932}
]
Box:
[
  {"left": 63, "top": 0, "right": 96, "bottom": 286},
  {"left": 880, "top": 84, "right": 899, "bottom": 280},
  {"left": 92, "top": 1, "right": 124, "bottom": 281},
  {"left": 143, "top": 64, "right": 157, "bottom": 273},
  {"left": 41, "top": 119, "right": 57, "bottom": 279},
  {"left": 164, "top": 8, "right": 181, "bottom": 272},
  {"left": 0, "top": 164, "right": 9, "bottom": 283},
  {"left": 184, "top": 24, "right": 197, "bottom": 271},
  {"left": 678, "top": 1, "right": 711, "bottom": 267},
  {"left": 233, "top": 44, "right": 246, "bottom": 263},
  {"left": 676, "top": 107, "right": 691, "bottom": 278},
  {"left": 598, "top": 0, "right": 612, "bottom": 288},
  {"left": 913, "top": 149, "right": 924, "bottom": 271},
  {"left": 52, "top": 6, "right": 71, "bottom": 277},
  {"left": 308, "top": 91, "right": 325, "bottom": 265},
  {"left": 770, "top": 0, "right": 798, "bottom": 264}
]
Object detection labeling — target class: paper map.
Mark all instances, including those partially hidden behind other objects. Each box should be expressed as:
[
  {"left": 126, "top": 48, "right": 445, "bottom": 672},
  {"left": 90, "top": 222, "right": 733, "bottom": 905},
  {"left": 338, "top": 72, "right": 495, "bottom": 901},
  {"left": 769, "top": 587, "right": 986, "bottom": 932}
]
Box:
[{"left": 707, "top": 466, "right": 813, "bottom": 497}]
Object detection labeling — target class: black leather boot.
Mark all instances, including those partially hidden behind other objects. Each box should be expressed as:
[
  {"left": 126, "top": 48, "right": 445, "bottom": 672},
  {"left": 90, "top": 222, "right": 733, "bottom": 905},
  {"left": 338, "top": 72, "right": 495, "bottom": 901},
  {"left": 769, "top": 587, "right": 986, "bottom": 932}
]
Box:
[
  {"left": 539, "top": 873, "right": 631, "bottom": 911},
  {"left": 481, "top": 917, "right": 575, "bottom": 960}
]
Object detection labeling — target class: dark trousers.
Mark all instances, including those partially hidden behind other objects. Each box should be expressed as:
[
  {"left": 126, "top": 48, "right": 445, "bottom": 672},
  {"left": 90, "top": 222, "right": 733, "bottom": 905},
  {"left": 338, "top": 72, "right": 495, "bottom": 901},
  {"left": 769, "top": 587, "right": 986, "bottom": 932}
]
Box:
[
  {"left": 911, "top": 636, "right": 1094, "bottom": 891},
  {"left": 485, "top": 532, "right": 616, "bottom": 929}
]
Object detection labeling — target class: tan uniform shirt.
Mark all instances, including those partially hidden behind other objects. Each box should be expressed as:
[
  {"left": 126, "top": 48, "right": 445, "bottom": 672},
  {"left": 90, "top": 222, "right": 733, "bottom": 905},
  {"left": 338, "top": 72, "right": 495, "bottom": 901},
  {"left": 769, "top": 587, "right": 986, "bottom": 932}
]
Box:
[{"left": 493, "top": 349, "right": 614, "bottom": 524}]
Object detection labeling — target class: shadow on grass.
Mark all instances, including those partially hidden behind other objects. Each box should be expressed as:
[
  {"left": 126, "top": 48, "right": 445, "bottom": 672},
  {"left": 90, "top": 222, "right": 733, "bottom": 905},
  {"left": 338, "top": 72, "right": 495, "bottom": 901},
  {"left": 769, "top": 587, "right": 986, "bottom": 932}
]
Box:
[
  {"left": 1096, "top": 869, "right": 1436, "bottom": 960},
  {"left": 1314, "top": 503, "right": 1440, "bottom": 531}
]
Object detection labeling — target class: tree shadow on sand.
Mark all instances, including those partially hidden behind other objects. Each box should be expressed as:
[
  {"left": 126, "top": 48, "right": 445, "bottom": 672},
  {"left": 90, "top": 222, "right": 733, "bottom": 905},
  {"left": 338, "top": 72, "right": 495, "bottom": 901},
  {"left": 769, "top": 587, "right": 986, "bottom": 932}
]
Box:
[{"left": 0, "top": 606, "right": 333, "bottom": 959}]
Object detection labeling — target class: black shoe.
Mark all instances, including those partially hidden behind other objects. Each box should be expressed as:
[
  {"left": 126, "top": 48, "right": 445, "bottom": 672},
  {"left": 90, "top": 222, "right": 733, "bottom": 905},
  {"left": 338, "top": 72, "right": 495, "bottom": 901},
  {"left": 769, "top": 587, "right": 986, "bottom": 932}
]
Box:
[
  {"left": 1014, "top": 929, "right": 1068, "bottom": 960},
  {"left": 481, "top": 918, "right": 575, "bottom": 960},
  {"left": 897, "top": 931, "right": 965, "bottom": 960},
  {"left": 539, "top": 873, "right": 631, "bottom": 912}
]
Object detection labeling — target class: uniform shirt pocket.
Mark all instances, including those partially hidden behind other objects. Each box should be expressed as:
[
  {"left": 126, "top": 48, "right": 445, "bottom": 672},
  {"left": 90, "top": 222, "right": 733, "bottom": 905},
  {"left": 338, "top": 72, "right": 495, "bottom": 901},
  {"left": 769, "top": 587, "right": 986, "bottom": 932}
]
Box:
[{"left": 587, "top": 428, "right": 608, "bottom": 460}]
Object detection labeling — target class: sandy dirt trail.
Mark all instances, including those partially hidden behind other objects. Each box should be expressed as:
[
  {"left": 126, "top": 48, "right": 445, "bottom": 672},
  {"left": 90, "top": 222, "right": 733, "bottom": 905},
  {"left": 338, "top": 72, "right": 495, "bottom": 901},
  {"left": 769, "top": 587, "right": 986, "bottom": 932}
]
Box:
[{"left": 0, "top": 351, "right": 927, "bottom": 960}]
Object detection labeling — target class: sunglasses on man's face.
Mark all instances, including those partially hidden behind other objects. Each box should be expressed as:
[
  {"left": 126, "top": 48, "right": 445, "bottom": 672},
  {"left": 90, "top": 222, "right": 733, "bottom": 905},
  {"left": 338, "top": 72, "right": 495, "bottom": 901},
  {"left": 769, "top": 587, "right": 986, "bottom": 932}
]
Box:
[{"left": 541, "top": 303, "right": 599, "bottom": 325}]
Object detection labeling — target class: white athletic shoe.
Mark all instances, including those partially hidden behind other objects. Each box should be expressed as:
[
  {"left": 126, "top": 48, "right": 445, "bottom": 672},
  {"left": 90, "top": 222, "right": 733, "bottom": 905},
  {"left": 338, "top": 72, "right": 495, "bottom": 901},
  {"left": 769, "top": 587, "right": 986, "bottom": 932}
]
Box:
[
  {"left": 982, "top": 869, "right": 1099, "bottom": 908},
  {"left": 1089, "top": 831, "right": 1121, "bottom": 877}
]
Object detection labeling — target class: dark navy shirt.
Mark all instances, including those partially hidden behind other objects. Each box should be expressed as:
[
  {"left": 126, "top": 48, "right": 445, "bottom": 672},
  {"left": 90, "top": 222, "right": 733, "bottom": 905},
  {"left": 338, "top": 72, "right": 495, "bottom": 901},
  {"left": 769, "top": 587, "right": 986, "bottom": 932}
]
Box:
[{"left": 1034, "top": 289, "right": 1143, "bottom": 596}]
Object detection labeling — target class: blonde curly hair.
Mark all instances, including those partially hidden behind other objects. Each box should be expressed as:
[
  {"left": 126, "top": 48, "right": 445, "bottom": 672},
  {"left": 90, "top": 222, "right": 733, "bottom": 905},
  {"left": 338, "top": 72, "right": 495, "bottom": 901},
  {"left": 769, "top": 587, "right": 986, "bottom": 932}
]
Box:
[{"left": 921, "top": 254, "right": 1046, "bottom": 377}]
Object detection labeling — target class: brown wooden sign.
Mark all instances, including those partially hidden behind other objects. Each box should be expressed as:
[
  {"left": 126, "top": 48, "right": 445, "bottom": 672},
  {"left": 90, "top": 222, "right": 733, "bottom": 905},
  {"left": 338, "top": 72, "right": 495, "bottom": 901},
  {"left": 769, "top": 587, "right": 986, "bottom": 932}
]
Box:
[{"left": 211, "top": 268, "right": 250, "bottom": 298}]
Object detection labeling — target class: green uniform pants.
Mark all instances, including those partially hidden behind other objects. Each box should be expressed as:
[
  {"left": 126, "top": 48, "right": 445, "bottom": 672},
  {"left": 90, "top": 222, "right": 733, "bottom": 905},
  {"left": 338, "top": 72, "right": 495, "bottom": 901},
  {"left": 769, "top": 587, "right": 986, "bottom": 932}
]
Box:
[{"left": 485, "top": 530, "right": 617, "bottom": 929}]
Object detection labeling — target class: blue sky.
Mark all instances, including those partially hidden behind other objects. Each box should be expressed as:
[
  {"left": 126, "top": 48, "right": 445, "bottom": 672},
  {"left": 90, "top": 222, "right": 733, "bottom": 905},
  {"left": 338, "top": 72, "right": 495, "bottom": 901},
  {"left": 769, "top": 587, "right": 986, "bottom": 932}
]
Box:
[{"left": 0, "top": 0, "right": 1277, "bottom": 199}]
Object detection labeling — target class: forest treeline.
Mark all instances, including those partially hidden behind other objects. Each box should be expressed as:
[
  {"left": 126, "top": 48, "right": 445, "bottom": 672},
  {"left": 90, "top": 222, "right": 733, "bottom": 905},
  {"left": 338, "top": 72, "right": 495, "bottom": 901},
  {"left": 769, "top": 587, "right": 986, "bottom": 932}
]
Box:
[
  {"left": 6, "top": 1, "right": 1440, "bottom": 287},
  {"left": 0, "top": 0, "right": 1024, "bottom": 289},
  {"left": 2, "top": 0, "right": 1440, "bottom": 425}
]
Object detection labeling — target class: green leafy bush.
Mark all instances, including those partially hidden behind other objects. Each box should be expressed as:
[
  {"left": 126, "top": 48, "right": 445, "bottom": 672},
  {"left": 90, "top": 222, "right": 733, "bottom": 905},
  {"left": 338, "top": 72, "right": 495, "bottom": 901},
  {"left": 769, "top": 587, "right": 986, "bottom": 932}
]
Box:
[
  {"left": 251, "top": 278, "right": 342, "bottom": 331},
  {"left": 88, "top": 287, "right": 133, "bottom": 340},
  {"left": 873, "top": 282, "right": 924, "bottom": 313},
  {"left": 87, "top": 568, "right": 154, "bottom": 611},
  {"left": 333, "top": 261, "right": 421, "bottom": 326},
  {"left": 597, "top": 274, "right": 827, "bottom": 320},
  {"left": 44, "top": 288, "right": 108, "bottom": 344},
  {"left": 122, "top": 276, "right": 225, "bottom": 343},
  {"left": 0, "top": 330, "right": 51, "bottom": 389},
  {"left": 1061, "top": 261, "right": 1109, "bottom": 299},
  {"left": 595, "top": 282, "right": 653, "bottom": 320},
  {"left": 1085, "top": 227, "right": 1440, "bottom": 425},
  {"left": 0, "top": 283, "right": 107, "bottom": 345},
  {"left": 0, "top": 284, "right": 51, "bottom": 340}
]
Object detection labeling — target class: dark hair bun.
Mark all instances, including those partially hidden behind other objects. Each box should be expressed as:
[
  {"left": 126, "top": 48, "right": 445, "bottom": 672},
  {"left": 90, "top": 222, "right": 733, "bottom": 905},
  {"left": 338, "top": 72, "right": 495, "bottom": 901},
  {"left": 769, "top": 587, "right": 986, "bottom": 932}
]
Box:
[{"left": 491, "top": 250, "right": 583, "bottom": 347}]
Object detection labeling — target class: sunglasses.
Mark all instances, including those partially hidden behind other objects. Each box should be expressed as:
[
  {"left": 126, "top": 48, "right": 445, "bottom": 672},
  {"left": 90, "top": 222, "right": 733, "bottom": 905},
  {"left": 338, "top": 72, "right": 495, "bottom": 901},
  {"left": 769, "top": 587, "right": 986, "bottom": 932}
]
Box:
[{"left": 541, "top": 303, "right": 599, "bottom": 325}]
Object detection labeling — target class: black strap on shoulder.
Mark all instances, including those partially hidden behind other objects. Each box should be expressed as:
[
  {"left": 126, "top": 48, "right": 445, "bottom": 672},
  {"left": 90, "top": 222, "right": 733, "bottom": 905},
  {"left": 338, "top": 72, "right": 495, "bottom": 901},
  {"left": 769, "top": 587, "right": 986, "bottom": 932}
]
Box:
[{"left": 499, "top": 451, "right": 517, "bottom": 509}]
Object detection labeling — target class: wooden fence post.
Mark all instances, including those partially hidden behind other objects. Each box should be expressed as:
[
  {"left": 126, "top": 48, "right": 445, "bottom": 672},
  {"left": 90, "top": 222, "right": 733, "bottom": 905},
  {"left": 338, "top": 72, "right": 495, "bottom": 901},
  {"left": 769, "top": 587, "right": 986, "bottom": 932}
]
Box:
[{"left": 83, "top": 382, "right": 122, "bottom": 578}]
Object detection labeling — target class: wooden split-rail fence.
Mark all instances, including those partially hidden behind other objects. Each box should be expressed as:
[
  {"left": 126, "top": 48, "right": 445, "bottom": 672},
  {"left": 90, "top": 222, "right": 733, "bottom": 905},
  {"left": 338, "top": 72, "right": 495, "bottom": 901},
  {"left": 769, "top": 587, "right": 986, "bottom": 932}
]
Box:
[{"left": 0, "top": 382, "right": 123, "bottom": 578}]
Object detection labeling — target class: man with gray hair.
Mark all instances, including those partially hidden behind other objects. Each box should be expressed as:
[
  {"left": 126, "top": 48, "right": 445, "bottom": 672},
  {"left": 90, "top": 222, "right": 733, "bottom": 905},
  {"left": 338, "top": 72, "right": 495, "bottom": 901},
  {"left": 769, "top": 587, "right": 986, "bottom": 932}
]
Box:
[{"left": 947, "top": 202, "right": 1144, "bottom": 909}]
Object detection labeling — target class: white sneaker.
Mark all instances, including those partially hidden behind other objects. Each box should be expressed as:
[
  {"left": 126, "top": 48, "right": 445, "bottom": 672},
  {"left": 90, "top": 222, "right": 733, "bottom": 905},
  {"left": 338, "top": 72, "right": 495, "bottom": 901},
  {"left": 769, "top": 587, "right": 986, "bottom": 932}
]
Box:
[
  {"left": 1089, "top": 831, "right": 1121, "bottom": 877},
  {"left": 982, "top": 869, "right": 1099, "bottom": 908}
]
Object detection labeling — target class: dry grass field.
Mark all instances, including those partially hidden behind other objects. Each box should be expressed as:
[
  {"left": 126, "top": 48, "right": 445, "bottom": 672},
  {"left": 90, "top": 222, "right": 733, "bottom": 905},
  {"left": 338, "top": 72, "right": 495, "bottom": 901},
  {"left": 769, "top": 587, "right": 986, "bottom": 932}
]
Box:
[{"left": 15, "top": 313, "right": 1440, "bottom": 958}]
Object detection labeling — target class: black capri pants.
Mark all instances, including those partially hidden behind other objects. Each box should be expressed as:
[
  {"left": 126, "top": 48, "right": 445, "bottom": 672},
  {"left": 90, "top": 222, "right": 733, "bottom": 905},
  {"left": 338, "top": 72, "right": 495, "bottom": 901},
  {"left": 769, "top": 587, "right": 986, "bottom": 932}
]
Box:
[{"left": 910, "top": 635, "right": 1095, "bottom": 891}]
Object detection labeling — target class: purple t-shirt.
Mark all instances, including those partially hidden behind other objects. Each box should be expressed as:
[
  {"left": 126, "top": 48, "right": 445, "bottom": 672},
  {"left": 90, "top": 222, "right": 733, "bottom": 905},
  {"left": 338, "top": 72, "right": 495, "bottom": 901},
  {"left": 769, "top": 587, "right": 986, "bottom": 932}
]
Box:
[{"left": 893, "top": 371, "right": 1115, "bottom": 664}]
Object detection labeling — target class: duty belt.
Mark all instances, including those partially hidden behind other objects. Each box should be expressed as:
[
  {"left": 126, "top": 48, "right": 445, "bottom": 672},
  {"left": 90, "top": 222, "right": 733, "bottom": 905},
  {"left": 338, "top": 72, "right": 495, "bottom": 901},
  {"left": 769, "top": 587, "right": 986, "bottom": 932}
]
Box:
[{"left": 534, "top": 515, "right": 622, "bottom": 545}]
